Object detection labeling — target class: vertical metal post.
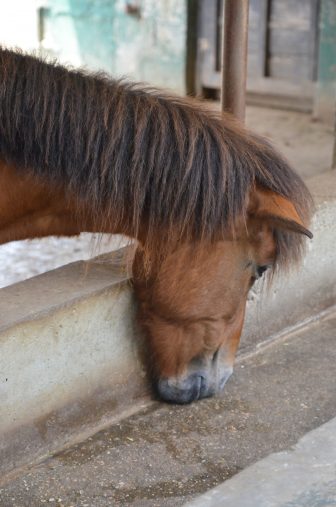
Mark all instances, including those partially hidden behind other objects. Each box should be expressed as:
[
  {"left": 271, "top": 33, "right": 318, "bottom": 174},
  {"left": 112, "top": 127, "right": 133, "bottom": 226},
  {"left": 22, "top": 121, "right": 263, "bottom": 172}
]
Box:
[
  {"left": 220, "top": 0, "right": 250, "bottom": 122},
  {"left": 186, "top": 0, "right": 199, "bottom": 96}
]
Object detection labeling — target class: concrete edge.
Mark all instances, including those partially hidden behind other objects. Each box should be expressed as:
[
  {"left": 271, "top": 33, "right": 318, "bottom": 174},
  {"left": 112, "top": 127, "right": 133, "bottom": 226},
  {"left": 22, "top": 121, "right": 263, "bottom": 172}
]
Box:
[
  {"left": 0, "top": 246, "right": 134, "bottom": 333},
  {"left": 184, "top": 416, "right": 336, "bottom": 507}
]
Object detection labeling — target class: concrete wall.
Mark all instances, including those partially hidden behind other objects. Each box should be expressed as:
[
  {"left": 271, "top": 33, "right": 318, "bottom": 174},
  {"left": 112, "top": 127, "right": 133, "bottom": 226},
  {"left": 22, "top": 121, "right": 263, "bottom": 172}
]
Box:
[{"left": 0, "top": 254, "right": 147, "bottom": 479}]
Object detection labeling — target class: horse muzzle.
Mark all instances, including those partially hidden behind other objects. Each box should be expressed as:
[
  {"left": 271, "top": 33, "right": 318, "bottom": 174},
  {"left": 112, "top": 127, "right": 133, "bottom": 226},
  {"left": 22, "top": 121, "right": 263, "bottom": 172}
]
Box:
[{"left": 156, "top": 364, "right": 233, "bottom": 404}]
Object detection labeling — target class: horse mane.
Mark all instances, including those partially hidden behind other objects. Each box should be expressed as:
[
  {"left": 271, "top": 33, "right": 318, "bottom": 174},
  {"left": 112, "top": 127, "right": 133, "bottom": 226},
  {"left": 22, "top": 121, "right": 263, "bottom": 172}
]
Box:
[{"left": 0, "top": 47, "right": 313, "bottom": 271}]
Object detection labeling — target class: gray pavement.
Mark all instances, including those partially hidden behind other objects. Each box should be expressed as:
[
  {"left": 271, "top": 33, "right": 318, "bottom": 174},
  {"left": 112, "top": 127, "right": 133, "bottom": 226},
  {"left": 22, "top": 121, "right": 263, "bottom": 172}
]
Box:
[
  {"left": 186, "top": 417, "right": 336, "bottom": 507},
  {"left": 1, "top": 311, "right": 335, "bottom": 507}
]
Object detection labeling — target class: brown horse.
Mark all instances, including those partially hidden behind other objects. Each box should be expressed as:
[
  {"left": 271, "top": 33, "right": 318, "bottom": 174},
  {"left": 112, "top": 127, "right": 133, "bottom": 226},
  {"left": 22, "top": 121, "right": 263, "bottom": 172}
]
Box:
[{"left": 0, "top": 48, "right": 313, "bottom": 403}]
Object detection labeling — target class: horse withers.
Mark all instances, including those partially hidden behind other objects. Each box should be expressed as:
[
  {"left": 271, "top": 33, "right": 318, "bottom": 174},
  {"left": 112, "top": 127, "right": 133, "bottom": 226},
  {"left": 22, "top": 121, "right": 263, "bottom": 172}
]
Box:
[{"left": 0, "top": 48, "right": 313, "bottom": 404}]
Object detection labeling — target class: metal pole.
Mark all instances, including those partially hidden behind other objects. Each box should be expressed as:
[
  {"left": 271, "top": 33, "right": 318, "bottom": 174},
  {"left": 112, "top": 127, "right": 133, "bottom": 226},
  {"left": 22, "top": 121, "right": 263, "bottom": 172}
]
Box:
[{"left": 220, "top": 0, "right": 250, "bottom": 122}]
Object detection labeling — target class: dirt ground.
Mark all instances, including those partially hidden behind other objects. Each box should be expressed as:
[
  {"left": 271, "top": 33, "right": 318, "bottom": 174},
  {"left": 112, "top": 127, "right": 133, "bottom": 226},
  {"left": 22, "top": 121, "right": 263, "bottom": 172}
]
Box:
[{"left": 0, "top": 106, "right": 334, "bottom": 288}]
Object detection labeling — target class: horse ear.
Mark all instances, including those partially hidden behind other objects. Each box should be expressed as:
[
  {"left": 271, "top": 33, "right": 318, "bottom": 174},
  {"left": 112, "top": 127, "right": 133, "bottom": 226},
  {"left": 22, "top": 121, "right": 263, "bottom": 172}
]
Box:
[{"left": 248, "top": 187, "right": 313, "bottom": 238}]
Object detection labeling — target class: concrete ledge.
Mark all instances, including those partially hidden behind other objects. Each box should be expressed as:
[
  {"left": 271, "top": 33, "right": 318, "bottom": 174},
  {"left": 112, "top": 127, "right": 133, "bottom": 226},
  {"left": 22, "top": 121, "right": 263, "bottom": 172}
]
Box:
[
  {"left": 0, "top": 250, "right": 149, "bottom": 479},
  {"left": 0, "top": 171, "right": 335, "bottom": 479}
]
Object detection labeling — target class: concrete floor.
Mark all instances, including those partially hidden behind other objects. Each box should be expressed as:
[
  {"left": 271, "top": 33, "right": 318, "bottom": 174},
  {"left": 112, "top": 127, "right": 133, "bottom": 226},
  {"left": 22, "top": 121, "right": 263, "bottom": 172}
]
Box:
[
  {"left": 1, "top": 311, "right": 335, "bottom": 507},
  {"left": 245, "top": 106, "right": 334, "bottom": 179},
  {"left": 186, "top": 417, "right": 336, "bottom": 507}
]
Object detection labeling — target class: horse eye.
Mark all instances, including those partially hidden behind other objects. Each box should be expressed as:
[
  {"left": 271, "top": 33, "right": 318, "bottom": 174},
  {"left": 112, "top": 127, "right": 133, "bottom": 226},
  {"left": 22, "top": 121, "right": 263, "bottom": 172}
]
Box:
[
  {"left": 256, "top": 265, "right": 268, "bottom": 278},
  {"left": 246, "top": 263, "right": 270, "bottom": 284}
]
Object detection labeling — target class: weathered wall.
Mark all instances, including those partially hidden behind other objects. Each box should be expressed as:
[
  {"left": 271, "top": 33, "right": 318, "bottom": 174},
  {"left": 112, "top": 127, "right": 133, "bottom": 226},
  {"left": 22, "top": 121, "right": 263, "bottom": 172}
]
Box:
[
  {"left": 42, "top": 0, "right": 187, "bottom": 93},
  {"left": 314, "top": 0, "right": 336, "bottom": 122},
  {"left": 0, "top": 0, "right": 187, "bottom": 93}
]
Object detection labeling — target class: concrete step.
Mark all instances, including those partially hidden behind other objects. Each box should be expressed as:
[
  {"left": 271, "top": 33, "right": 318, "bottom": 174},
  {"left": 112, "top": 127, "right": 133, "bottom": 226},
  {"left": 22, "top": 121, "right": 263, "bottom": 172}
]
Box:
[
  {"left": 186, "top": 416, "right": 336, "bottom": 507},
  {"left": 0, "top": 170, "right": 335, "bottom": 479},
  {"left": 1, "top": 311, "right": 335, "bottom": 506}
]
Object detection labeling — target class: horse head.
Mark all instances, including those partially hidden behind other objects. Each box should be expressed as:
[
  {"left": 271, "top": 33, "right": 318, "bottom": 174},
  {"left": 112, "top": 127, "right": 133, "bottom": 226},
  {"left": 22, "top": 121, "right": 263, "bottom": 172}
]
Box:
[
  {"left": 0, "top": 48, "right": 313, "bottom": 405},
  {"left": 133, "top": 187, "right": 312, "bottom": 403}
]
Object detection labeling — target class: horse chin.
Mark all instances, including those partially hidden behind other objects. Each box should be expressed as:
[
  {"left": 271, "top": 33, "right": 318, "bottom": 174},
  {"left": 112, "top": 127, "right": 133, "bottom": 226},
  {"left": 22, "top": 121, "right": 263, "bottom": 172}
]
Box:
[{"left": 156, "top": 365, "right": 233, "bottom": 404}]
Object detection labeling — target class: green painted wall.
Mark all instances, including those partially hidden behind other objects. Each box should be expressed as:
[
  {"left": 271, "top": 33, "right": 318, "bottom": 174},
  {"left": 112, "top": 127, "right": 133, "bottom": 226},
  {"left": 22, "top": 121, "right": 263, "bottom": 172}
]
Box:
[
  {"left": 314, "top": 0, "right": 336, "bottom": 122},
  {"left": 43, "top": 0, "right": 187, "bottom": 93},
  {"left": 317, "top": 0, "right": 336, "bottom": 82}
]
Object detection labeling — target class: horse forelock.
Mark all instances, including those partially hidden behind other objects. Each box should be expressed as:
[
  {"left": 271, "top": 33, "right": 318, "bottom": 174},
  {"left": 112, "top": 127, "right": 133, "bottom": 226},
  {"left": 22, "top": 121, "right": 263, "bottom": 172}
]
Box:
[{"left": 0, "top": 47, "right": 313, "bottom": 271}]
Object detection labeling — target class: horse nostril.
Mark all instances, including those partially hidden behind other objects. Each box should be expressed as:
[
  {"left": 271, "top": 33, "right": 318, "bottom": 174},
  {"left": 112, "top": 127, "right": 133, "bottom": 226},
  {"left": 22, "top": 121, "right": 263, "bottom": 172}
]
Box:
[
  {"left": 219, "top": 366, "right": 233, "bottom": 389},
  {"left": 212, "top": 348, "right": 220, "bottom": 364}
]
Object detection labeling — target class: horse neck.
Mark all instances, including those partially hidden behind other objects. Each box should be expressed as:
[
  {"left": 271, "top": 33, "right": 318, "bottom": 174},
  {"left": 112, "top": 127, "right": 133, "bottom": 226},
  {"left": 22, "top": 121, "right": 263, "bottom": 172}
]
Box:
[{"left": 0, "top": 160, "right": 137, "bottom": 244}]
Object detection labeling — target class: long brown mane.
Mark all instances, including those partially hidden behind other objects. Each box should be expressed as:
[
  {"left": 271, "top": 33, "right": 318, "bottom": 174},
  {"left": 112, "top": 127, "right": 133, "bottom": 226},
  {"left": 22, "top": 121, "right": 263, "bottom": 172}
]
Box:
[{"left": 0, "top": 47, "right": 312, "bottom": 269}]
